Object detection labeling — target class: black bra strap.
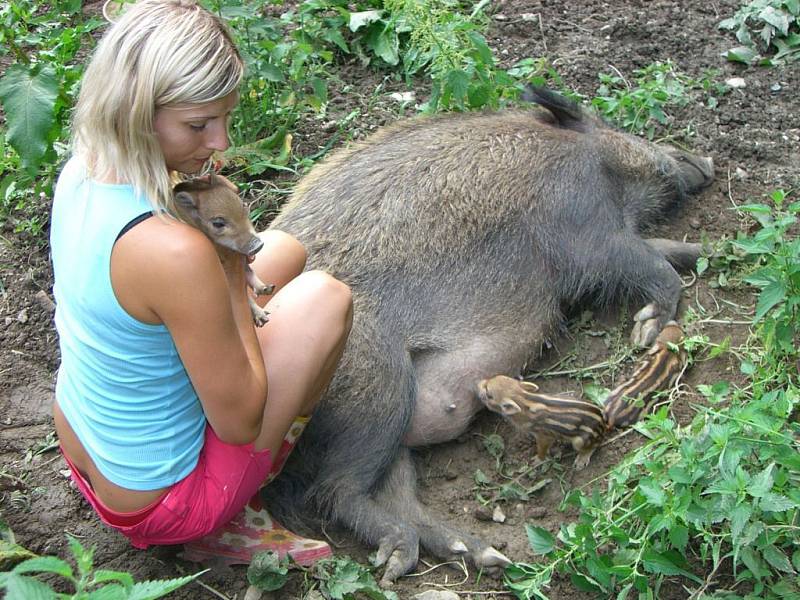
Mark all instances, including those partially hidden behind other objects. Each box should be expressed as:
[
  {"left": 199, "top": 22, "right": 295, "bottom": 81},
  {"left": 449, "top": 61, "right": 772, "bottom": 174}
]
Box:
[{"left": 114, "top": 211, "right": 154, "bottom": 244}]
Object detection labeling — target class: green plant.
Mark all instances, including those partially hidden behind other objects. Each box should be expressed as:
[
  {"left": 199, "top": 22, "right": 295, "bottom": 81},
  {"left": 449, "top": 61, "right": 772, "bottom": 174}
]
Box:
[
  {"left": 591, "top": 61, "right": 699, "bottom": 139},
  {"left": 0, "top": 0, "right": 102, "bottom": 234},
  {"left": 719, "top": 0, "right": 800, "bottom": 65},
  {"left": 504, "top": 191, "right": 800, "bottom": 599},
  {"left": 0, "top": 532, "right": 204, "bottom": 599}
]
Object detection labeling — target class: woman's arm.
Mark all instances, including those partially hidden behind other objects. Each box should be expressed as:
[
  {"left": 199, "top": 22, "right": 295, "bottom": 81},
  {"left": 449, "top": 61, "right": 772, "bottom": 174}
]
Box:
[{"left": 110, "top": 216, "right": 268, "bottom": 444}]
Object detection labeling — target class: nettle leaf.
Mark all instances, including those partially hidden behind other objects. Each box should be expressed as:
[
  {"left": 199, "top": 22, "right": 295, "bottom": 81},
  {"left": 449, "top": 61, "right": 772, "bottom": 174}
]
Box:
[
  {"left": 762, "top": 545, "right": 795, "bottom": 573},
  {"left": 725, "top": 46, "right": 759, "bottom": 63},
  {"left": 0, "top": 64, "right": 59, "bottom": 174},
  {"left": 759, "top": 6, "right": 791, "bottom": 36},
  {"left": 638, "top": 478, "right": 666, "bottom": 506},
  {"left": 759, "top": 492, "right": 797, "bottom": 512},
  {"left": 668, "top": 525, "right": 689, "bottom": 552},
  {"left": 754, "top": 281, "right": 786, "bottom": 321},
  {"left": 1, "top": 573, "right": 57, "bottom": 600},
  {"left": 247, "top": 551, "right": 290, "bottom": 592},
  {"left": 730, "top": 504, "right": 752, "bottom": 541},
  {"left": 642, "top": 549, "right": 701, "bottom": 582},
  {"left": 125, "top": 573, "right": 205, "bottom": 600},
  {"left": 747, "top": 463, "right": 775, "bottom": 498},
  {"left": 525, "top": 525, "right": 556, "bottom": 555},
  {"left": 741, "top": 547, "right": 771, "bottom": 580},
  {"left": 12, "top": 556, "right": 73, "bottom": 579},
  {"left": 349, "top": 10, "right": 383, "bottom": 32}
]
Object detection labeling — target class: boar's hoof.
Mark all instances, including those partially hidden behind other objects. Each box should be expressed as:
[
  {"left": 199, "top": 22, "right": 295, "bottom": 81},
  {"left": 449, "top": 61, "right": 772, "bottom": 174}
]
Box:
[
  {"left": 631, "top": 303, "right": 670, "bottom": 347},
  {"left": 374, "top": 525, "right": 420, "bottom": 586},
  {"left": 476, "top": 546, "right": 512, "bottom": 571}
]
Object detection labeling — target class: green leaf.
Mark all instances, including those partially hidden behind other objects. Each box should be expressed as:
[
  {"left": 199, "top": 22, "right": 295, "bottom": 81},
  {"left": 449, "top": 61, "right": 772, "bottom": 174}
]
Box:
[
  {"left": 0, "top": 573, "right": 57, "bottom": 600},
  {"left": 525, "top": 525, "right": 556, "bottom": 555},
  {"left": 762, "top": 545, "right": 795, "bottom": 574},
  {"left": 125, "top": 572, "right": 205, "bottom": 600},
  {"left": 91, "top": 569, "right": 135, "bottom": 589},
  {"left": 349, "top": 10, "right": 383, "bottom": 32},
  {"left": 741, "top": 547, "right": 770, "bottom": 580},
  {"left": 668, "top": 525, "right": 689, "bottom": 551},
  {"left": 467, "top": 31, "right": 494, "bottom": 66},
  {"left": 0, "top": 64, "right": 59, "bottom": 174},
  {"left": 642, "top": 549, "right": 702, "bottom": 582},
  {"left": 12, "top": 556, "right": 73, "bottom": 579},
  {"left": 754, "top": 281, "right": 786, "bottom": 321},
  {"left": 638, "top": 478, "right": 666, "bottom": 506},
  {"left": 747, "top": 463, "right": 775, "bottom": 498},
  {"left": 445, "top": 69, "right": 470, "bottom": 103},
  {"left": 725, "top": 45, "right": 759, "bottom": 63},
  {"left": 730, "top": 504, "right": 752, "bottom": 541},
  {"left": 367, "top": 28, "right": 399, "bottom": 66},
  {"left": 247, "top": 551, "right": 290, "bottom": 592},
  {"left": 759, "top": 492, "right": 797, "bottom": 512}
]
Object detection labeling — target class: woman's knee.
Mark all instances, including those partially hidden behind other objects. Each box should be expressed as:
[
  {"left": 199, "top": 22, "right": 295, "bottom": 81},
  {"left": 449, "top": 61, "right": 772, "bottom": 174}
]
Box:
[
  {"left": 296, "top": 270, "right": 353, "bottom": 328},
  {"left": 252, "top": 229, "right": 307, "bottom": 284}
]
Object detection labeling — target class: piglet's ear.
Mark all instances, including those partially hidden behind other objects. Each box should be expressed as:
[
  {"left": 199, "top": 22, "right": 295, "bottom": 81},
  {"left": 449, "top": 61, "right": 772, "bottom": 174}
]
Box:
[
  {"left": 500, "top": 400, "right": 522, "bottom": 416},
  {"left": 174, "top": 191, "right": 198, "bottom": 210}
]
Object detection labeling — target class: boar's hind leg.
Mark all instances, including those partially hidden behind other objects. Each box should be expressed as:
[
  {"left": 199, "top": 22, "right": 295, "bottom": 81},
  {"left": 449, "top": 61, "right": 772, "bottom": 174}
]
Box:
[{"left": 374, "top": 447, "right": 511, "bottom": 584}]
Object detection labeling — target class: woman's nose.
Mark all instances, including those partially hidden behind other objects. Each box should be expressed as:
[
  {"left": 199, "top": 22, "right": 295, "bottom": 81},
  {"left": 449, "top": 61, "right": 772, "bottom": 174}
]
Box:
[{"left": 206, "top": 122, "right": 230, "bottom": 152}]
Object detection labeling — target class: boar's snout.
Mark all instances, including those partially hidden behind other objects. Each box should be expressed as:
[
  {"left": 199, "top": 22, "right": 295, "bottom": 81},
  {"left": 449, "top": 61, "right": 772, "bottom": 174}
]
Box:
[{"left": 675, "top": 152, "right": 714, "bottom": 195}]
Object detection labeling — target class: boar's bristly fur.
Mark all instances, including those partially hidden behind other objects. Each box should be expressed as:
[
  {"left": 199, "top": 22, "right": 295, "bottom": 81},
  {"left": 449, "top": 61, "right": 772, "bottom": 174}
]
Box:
[{"left": 265, "top": 86, "right": 713, "bottom": 585}]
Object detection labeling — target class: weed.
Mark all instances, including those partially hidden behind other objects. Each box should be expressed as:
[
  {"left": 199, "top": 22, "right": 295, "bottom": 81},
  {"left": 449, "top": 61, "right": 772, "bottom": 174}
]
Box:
[
  {"left": 246, "top": 550, "right": 399, "bottom": 599},
  {"left": 504, "top": 191, "right": 800, "bottom": 599},
  {"left": 0, "top": 530, "right": 203, "bottom": 599},
  {"left": 592, "top": 61, "right": 702, "bottom": 139},
  {"left": 719, "top": 0, "right": 800, "bottom": 65}
]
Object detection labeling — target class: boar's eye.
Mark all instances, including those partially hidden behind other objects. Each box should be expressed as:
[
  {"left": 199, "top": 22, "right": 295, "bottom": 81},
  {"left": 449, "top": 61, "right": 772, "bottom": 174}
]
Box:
[{"left": 211, "top": 217, "right": 227, "bottom": 229}]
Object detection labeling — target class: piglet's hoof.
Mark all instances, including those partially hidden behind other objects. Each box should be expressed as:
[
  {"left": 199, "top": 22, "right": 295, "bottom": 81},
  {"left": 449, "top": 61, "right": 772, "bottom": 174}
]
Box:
[
  {"left": 255, "top": 282, "right": 275, "bottom": 296},
  {"left": 631, "top": 303, "right": 670, "bottom": 348}
]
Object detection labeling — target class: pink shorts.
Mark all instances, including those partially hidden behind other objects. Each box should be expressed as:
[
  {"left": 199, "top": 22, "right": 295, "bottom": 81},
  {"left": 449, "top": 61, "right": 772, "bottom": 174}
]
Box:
[{"left": 63, "top": 423, "right": 300, "bottom": 549}]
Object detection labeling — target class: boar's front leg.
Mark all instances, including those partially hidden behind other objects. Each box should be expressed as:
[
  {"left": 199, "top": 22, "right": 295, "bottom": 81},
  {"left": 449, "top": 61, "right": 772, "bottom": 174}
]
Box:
[
  {"left": 373, "top": 447, "right": 511, "bottom": 585},
  {"left": 597, "top": 235, "right": 688, "bottom": 347}
]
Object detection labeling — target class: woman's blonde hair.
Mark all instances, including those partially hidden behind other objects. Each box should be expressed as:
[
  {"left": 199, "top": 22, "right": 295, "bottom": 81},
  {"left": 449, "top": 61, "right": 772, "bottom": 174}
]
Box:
[{"left": 72, "top": 0, "right": 243, "bottom": 214}]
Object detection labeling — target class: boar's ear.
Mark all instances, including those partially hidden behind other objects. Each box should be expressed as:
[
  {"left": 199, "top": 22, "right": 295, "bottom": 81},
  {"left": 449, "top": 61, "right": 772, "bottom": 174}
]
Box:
[{"left": 522, "top": 85, "right": 590, "bottom": 133}]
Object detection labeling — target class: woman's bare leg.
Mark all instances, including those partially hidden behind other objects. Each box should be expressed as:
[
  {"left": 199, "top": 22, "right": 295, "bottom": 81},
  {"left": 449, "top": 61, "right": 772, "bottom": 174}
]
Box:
[{"left": 249, "top": 230, "right": 353, "bottom": 457}]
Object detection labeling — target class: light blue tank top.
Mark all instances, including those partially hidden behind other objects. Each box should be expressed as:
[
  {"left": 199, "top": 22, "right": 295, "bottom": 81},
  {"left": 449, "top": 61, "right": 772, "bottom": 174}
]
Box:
[{"left": 50, "top": 157, "right": 205, "bottom": 490}]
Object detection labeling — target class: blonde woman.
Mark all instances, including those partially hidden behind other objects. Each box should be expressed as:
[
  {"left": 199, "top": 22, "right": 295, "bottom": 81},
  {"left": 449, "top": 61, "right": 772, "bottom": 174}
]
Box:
[{"left": 50, "top": 0, "right": 352, "bottom": 565}]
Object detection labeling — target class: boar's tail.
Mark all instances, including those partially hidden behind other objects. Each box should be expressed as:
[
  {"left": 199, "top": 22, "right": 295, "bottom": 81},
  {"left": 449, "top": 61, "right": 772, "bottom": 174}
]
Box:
[{"left": 521, "top": 85, "right": 590, "bottom": 133}]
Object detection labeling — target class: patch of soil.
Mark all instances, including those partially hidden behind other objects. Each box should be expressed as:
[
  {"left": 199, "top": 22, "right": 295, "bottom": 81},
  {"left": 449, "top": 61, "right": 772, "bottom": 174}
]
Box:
[{"left": 2, "top": 0, "right": 798, "bottom": 598}]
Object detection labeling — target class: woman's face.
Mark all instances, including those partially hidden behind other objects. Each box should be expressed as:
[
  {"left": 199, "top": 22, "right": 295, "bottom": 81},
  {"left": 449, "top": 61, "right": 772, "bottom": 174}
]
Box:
[{"left": 153, "top": 91, "right": 238, "bottom": 174}]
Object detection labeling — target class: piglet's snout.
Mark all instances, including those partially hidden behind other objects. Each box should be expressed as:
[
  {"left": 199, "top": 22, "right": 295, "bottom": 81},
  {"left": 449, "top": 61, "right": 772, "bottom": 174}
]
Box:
[{"left": 247, "top": 237, "right": 264, "bottom": 257}]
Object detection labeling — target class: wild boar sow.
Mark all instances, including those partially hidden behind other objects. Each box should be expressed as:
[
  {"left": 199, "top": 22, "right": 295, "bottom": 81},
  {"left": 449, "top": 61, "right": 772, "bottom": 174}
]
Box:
[{"left": 266, "top": 86, "right": 713, "bottom": 584}]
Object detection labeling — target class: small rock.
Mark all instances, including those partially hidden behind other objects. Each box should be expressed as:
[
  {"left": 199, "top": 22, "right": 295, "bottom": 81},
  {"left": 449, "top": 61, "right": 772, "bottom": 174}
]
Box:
[
  {"left": 493, "top": 13, "right": 508, "bottom": 21},
  {"left": 771, "top": 82, "right": 782, "bottom": 92},
  {"left": 529, "top": 506, "right": 548, "bottom": 519},
  {"left": 388, "top": 91, "right": 415, "bottom": 104},
  {"left": 735, "top": 167, "right": 748, "bottom": 180},
  {"left": 520, "top": 12, "right": 539, "bottom": 21},
  {"left": 689, "top": 217, "right": 702, "bottom": 229},
  {"left": 17, "top": 308, "right": 28, "bottom": 324},
  {"left": 414, "top": 591, "right": 460, "bottom": 600},
  {"left": 492, "top": 506, "right": 507, "bottom": 523},
  {"left": 725, "top": 77, "right": 746, "bottom": 88},
  {"left": 34, "top": 290, "right": 56, "bottom": 314},
  {"left": 59, "top": 469, "right": 72, "bottom": 478},
  {"left": 474, "top": 506, "right": 493, "bottom": 521},
  {"left": 443, "top": 470, "right": 458, "bottom": 480},
  {"left": 4, "top": 317, "right": 12, "bottom": 326}
]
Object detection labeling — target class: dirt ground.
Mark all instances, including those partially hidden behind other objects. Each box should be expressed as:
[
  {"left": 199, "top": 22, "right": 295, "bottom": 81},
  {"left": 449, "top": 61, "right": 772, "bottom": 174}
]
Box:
[{"left": 1, "top": 0, "right": 798, "bottom": 598}]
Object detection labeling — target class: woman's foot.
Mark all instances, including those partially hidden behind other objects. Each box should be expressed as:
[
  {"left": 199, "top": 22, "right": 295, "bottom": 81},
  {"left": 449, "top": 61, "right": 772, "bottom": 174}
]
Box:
[{"left": 180, "top": 495, "right": 331, "bottom": 567}]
